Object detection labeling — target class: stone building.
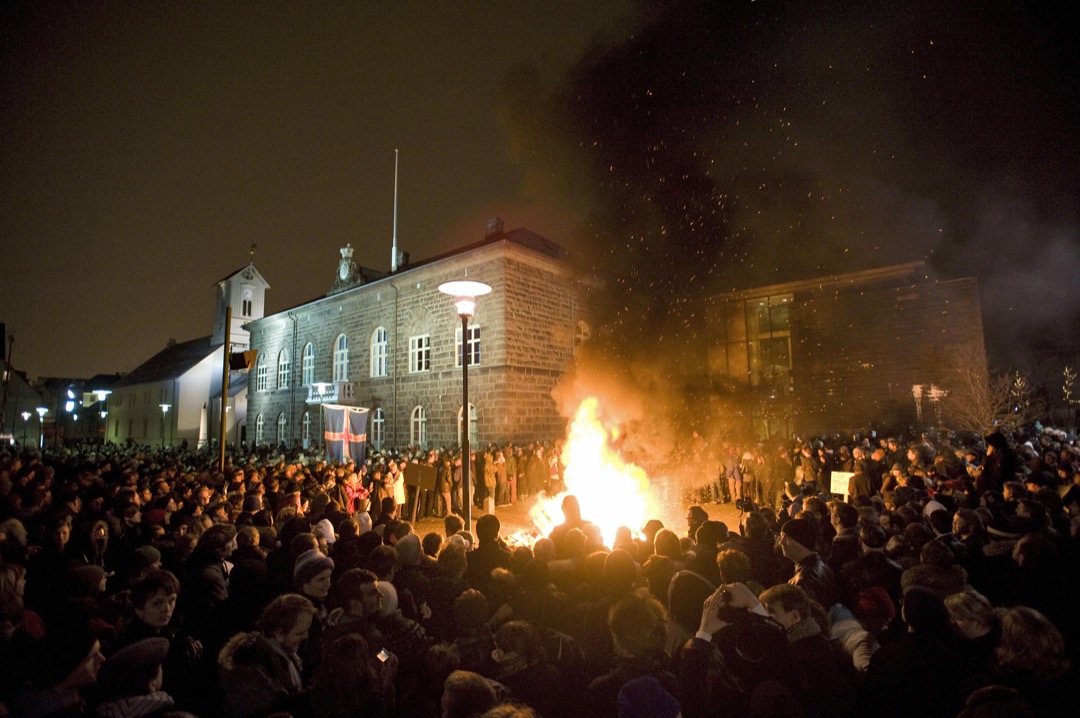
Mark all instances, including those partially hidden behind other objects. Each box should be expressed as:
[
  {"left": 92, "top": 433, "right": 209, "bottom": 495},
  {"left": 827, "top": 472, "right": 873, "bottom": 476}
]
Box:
[
  {"left": 245, "top": 223, "right": 587, "bottom": 451},
  {"left": 702, "top": 261, "right": 986, "bottom": 438}
]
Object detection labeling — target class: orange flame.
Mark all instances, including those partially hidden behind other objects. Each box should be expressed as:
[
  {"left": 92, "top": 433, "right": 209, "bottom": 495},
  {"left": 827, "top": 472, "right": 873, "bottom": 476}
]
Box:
[{"left": 528, "top": 397, "right": 659, "bottom": 547}]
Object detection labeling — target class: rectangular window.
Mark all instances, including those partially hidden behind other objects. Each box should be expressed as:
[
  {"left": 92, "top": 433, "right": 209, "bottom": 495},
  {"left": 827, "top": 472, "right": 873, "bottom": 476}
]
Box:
[
  {"left": 455, "top": 326, "right": 481, "bottom": 368},
  {"left": 718, "top": 294, "right": 793, "bottom": 389},
  {"left": 409, "top": 335, "right": 430, "bottom": 373}
]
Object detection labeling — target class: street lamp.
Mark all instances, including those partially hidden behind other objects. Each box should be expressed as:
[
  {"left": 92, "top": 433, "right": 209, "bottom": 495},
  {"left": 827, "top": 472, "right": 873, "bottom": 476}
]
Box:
[
  {"left": 438, "top": 279, "right": 491, "bottom": 533},
  {"left": 21, "top": 411, "right": 30, "bottom": 445},
  {"left": 94, "top": 389, "right": 111, "bottom": 443},
  {"left": 62, "top": 387, "right": 76, "bottom": 448},
  {"left": 35, "top": 406, "right": 48, "bottom": 449},
  {"left": 159, "top": 403, "right": 171, "bottom": 448}
]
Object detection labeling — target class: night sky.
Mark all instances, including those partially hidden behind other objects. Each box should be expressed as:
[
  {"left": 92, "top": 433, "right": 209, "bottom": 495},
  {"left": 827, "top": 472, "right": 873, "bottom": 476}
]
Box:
[{"left": 3, "top": 1, "right": 1078, "bottom": 383}]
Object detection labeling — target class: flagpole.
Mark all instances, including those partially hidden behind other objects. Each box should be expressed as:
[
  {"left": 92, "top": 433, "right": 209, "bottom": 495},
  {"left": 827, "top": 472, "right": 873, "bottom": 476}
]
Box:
[{"left": 219, "top": 306, "right": 231, "bottom": 472}]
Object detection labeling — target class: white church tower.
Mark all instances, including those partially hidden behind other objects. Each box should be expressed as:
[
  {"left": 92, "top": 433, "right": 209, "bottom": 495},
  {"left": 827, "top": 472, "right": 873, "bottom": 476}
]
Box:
[{"left": 212, "top": 261, "right": 270, "bottom": 349}]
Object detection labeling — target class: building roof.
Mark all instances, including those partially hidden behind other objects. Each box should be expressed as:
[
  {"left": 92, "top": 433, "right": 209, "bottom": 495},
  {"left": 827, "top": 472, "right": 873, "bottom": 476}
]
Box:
[
  {"left": 212, "top": 262, "right": 270, "bottom": 289},
  {"left": 247, "top": 224, "right": 566, "bottom": 327},
  {"left": 117, "top": 336, "right": 222, "bottom": 387},
  {"left": 709, "top": 261, "right": 930, "bottom": 302},
  {"left": 404, "top": 226, "right": 566, "bottom": 270}
]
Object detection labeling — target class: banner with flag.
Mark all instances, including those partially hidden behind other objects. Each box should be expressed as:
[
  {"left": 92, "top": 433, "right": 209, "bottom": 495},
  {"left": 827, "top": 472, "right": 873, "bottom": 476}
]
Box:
[{"left": 322, "top": 404, "right": 369, "bottom": 463}]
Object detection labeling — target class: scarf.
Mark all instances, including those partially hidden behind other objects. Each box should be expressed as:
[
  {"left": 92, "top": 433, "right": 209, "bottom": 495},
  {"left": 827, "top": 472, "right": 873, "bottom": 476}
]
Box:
[
  {"left": 96, "top": 691, "right": 175, "bottom": 718},
  {"left": 787, "top": 615, "right": 822, "bottom": 644}
]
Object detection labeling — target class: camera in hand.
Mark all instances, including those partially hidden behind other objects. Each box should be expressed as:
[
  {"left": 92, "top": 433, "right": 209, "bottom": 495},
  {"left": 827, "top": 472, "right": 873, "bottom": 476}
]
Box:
[
  {"left": 734, "top": 498, "right": 756, "bottom": 512},
  {"left": 715, "top": 586, "right": 744, "bottom": 625}
]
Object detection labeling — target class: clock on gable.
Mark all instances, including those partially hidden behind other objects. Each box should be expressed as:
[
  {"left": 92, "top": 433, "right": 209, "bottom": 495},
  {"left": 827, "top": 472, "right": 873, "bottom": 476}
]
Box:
[
  {"left": 338, "top": 244, "right": 356, "bottom": 282},
  {"left": 328, "top": 243, "right": 363, "bottom": 295}
]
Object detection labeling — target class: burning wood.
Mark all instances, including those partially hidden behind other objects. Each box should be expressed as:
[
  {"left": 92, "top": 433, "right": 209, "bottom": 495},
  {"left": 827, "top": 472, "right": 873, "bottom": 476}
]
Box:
[{"left": 525, "top": 397, "right": 659, "bottom": 547}]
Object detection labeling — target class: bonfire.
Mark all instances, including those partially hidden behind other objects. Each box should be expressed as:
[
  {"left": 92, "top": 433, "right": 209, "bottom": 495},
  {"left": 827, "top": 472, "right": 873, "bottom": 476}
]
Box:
[{"left": 520, "top": 397, "right": 664, "bottom": 547}]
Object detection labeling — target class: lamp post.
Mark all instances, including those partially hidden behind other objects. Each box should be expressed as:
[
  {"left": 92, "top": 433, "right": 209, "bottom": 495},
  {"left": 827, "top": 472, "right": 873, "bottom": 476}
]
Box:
[
  {"left": 94, "top": 390, "right": 111, "bottom": 443},
  {"left": 21, "top": 411, "right": 30, "bottom": 445},
  {"left": 64, "top": 389, "right": 75, "bottom": 411},
  {"left": 438, "top": 279, "right": 491, "bottom": 533},
  {"left": 160, "top": 403, "right": 171, "bottom": 448},
  {"left": 35, "top": 406, "right": 47, "bottom": 449}
]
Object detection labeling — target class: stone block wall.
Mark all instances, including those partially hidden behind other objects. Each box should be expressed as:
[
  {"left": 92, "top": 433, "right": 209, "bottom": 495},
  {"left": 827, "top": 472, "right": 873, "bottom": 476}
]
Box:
[{"left": 247, "top": 239, "right": 584, "bottom": 450}]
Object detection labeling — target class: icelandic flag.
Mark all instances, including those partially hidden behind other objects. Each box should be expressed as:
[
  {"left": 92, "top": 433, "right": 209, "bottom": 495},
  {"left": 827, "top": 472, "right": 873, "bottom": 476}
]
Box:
[{"left": 322, "top": 404, "right": 369, "bottom": 463}]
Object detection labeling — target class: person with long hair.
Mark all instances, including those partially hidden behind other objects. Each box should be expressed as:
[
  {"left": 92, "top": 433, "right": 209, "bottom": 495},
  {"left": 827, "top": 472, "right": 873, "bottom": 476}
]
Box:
[{"left": 217, "top": 594, "right": 316, "bottom": 718}]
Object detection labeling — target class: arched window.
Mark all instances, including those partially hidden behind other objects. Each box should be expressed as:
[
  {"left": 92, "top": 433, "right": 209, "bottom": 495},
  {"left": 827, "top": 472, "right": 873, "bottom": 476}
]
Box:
[
  {"left": 410, "top": 406, "right": 427, "bottom": 446},
  {"left": 302, "top": 411, "right": 312, "bottom": 449},
  {"left": 457, "top": 403, "right": 478, "bottom": 446},
  {"left": 370, "top": 327, "right": 389, "bottom": 378},
  {"left": 255, "top": 413, "right": 265, "bottom": 444},
  {"left": 575, "top": 320, "right": 591, "bottom": 346},
  {"left": 302, "top": 342, "right": 315, "bottom": 386},
  {"left": 372, "top": 407, "right": 385, "bottom": 450},
  {"left": 276, "top": 413, "right": 287, "bottom": 445},
  {"left": 333, "top": 334, "right": 349, "bottom": 382},
  {"left": 277, "top": 348, "right": 290, "bottom": 390},
  {"left": 255, "top": 356, "right": 268, "bottom": 392}
]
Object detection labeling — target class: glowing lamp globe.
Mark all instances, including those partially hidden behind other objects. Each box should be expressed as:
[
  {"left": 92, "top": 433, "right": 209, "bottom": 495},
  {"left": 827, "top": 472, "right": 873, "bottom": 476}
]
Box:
[{"left": 438, "top": 280, "right": 491, "bottom": 318}]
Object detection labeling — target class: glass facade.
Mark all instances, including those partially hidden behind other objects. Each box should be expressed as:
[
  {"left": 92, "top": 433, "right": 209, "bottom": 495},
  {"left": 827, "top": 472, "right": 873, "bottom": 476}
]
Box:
[
  {"left": 712, "top": 293, "right": 796, "bottom": 440},
  {"left": 713, "top": 294, "right": 794, "bottom": 391}
]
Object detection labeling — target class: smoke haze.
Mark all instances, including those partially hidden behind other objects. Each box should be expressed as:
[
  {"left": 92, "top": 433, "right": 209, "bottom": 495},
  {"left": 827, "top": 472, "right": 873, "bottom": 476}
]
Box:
[
  {"left": 497, "top": 0, "right": 1079, "bottom": 468},
  {"left": 498, "top": 0, "right": 1080, "bottom": 365}
]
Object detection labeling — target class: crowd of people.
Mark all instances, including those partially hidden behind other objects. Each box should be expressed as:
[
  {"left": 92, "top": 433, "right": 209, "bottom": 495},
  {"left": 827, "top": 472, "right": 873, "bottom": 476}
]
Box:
[{"left": 0, "top": 423, "right": 1077, "bottom": 718}]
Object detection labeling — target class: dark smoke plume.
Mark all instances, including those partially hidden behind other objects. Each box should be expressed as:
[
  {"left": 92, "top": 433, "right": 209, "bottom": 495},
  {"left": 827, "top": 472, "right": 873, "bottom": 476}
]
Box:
[{"left": 498, "top": 0, "right": 1080, "bottom": 441}]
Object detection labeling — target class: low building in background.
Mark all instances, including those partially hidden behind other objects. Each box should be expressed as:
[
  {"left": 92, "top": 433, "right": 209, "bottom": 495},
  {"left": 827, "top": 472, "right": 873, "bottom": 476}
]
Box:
[
  {"left": 107, "top": 264, "right": 268, "bottom": 448},
  {"left": 703, "top": 261, "right": 986, "bottom": 439}
]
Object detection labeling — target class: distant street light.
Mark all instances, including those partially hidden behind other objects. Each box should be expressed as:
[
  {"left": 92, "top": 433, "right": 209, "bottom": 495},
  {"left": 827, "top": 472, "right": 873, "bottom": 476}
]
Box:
[
  {"left": 35, "top": 406, "right": 48, "bottom": 449},
  {"left": 21, "top": 411, "right": 30, "bottom": 445},
  {"left": 94, "top": 389, "right": 111, "bottom": 443},
  {"left": 438, "top": 279, "right": 491, "bottom": 533},
  {"left": 160, "top": 403, "right": 171, "bottom": 448},
  {"left": 62, "top": 386, "right": 76, "bottom": 449}
]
